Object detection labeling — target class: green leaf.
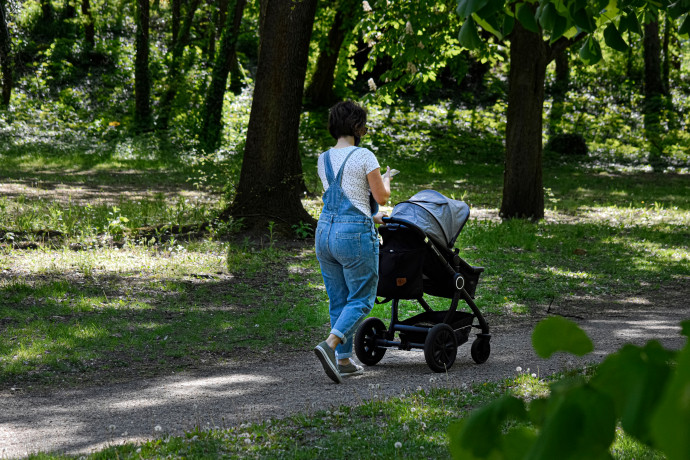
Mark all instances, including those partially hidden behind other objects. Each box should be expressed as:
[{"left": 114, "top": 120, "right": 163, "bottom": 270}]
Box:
[
  {"left": 680, "top": 13, "right": 690, "bottom": 36},
  {"left": 650, "top": 340, "right": 690, "bottom": 460},
  {"left": 571, "top": 7, "right": 596, "bottom": 32},
  {"left": 549, "top": 14, "right": 569, "bottom": 42},
  {"left": 579, "top": 36, "right": 603, "bottom": 65},
  {"left": 603, "top": 22, "right": 628, "bottom": 51},
  {"left": 591, "top": 342, "right": 674, "bottom": 444},
  {"left": 516, "top": 2, "right": 540, "bottom": 33},
  {"left": 623, "top": 11, "right": 642, "bottom": 35},
  {"left": 527, "top": 384, "right": 616, "bottom": 459},
  {"left": 532, "top": 316, "right": 594, "bottom": 358},
  {"left": 448, "top": 395, "right": 528, "bottom": 459},
  {"left": 456, "top": 0, "right": 489, "bottom": 19},
  {"left": 473, "top": 13, "right": 504, "bottom": 40},
  {"left": 459, "top": 16, "right": 484, "bottom": 49},
  {"left": 538, "top": 2, "right": 559, "bottom": 31},
  {"left": 681, "top": 320, "right": 690, "bottom": 337}
]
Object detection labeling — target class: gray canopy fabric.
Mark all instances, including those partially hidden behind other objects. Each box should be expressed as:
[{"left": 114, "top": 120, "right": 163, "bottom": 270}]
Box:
[{"left": 389, "top": 190, "right": 470, "bottom": 249}]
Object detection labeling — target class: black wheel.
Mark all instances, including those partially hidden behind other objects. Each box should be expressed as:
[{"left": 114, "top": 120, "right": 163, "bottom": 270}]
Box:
[
  {"left": 424, "top": 323, "right": 458, "bottom": 373},
  {"left": 355, "top": 317, "right": 387, "bottom": 366},
  {"left": 471, "top": 335, "right": 491, "bottom": 364}
]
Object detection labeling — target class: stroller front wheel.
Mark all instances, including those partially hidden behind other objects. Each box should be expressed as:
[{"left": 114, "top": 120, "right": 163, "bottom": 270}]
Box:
[
  {"left": 355, "top": 317, "right": 387, "bottom": 366},
  {"left": 424, "top": 323, "right": 458, "bottom": 372}
]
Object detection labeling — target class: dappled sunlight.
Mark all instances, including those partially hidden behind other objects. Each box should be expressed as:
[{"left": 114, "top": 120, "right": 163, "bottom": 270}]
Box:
[{"left": 587, "top": 317, "right": 684, "bottom": 342}]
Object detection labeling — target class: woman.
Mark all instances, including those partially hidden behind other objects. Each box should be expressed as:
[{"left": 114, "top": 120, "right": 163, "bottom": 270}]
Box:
[{"left": 313, "top": 100, "right": 392, "bottom": 384}]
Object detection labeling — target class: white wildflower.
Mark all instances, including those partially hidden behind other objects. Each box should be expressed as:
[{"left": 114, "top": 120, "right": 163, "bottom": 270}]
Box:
[
  {"left": 532, "top": 373, "right": 537, "bottom": 378},
  {"left": 362, "top": 1, "right": 372, "bottom": 12},
  {"left": 107, "top": 425, "right": 116, "bottom": 432},
  {"left": 405, "top": 21, "right": 413, "bottom": 35},
  {"left": 367, "top": 78, "right": 377, "bottom": 92},
  {"left": 516, "top": 366, "right": 522, "bottom": 373},
  {"left": 395, "top": 441, "right": 403, "bottom": 448},
  {"left": 154, "top": 425, "right": 162, "bottom": 432}
]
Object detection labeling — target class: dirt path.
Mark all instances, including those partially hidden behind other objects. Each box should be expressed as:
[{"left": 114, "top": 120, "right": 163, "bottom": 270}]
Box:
[{"left": 1, "top": 290, "right": 688, "bottom": 459}]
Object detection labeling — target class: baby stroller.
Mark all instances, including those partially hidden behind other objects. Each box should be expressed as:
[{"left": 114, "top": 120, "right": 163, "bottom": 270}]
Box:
[{"left": 354, "top": 190, "right": 491, "bottom": 372}]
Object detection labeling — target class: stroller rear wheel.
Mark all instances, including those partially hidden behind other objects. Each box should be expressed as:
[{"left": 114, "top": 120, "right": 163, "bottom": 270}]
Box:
[
  {"left": 471, "top": 334, "right": 491, "bottom": 364},
  {"left": 355, "top": 317, "right": 387, "bottom": 366},
  {"left": 424, "top": 323, "right": 458, "bottom": 372}
]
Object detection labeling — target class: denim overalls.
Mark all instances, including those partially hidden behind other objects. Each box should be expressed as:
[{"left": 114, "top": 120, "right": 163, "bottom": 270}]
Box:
[{"left": 315, "top": 147, "right": 379, "bottom": 360}]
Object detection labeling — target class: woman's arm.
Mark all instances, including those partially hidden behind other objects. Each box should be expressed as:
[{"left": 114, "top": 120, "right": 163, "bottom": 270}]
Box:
[{"left": 368, "top": 167, "right": 391, "bottom": 206}]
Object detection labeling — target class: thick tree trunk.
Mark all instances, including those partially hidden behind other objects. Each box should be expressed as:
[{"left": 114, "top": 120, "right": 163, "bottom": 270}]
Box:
[
  {"left": 228, "top": 0, "right": 318, "bottom": 232},
  {"left": 501, "top": 21, "right": 546, "bottom": 220},
  {"left": 643, "top": 18, "right": 664, "bottom": 167},
  {"left": 157, "top": 0, "right": 203, "bottom": 129},
  {"left": 81, "top": 0, "right": 95, "bottom": 49},
  {"left": 134, "top": 0, "right": 153, "bottom": 131},
  {"left": 0, "top": 0, "right": 11, "bottom": 106},
  {"left": 199, "top": 0, "right": 247, "bottom": 152},
  {"left": 304, "top": 10, "right": 347, "bottom": 108}
]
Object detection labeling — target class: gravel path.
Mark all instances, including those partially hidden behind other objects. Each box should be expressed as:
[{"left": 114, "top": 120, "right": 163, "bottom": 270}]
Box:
[{"left": 1, "top": 291, "right": 688, "bottom": 459}]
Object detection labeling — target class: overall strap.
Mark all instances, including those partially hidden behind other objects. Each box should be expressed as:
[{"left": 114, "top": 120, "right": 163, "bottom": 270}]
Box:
[{"left": 324, "top": 147, "right": 361, "bottom": 188}]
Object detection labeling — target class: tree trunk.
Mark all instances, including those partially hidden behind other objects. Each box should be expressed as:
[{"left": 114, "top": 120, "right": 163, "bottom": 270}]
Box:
[
  {"left": 548, "top": 48, "right": 569, "bottom": 135},
  {"left": 500, "top": 21, "right": 546, "bottom": 220},
  {"left": 134, "top": 0, "right": 153, "bottom": 131},
  {"left": 157, "top": 0, "right": 202, "bottom": 129},
  {"left": 0, "top": 0, "right": 11, "bottom": 106},
  {"left": 199, "top": 0, "right": 247, "bottom": 152},
  {"left": 228, "top": 0, "right": 318, "bottom": 233},
  {"left": 662, "top": 15, "right": 671, "bottom": 95},
  {"left": 81, "top": 0, "right": 95, "bottom": 49},
  {"left": 304, "top": 10, "right": 347, "bottom": 108},
  {"left": 207, "top": 0, "right": 229, "bottom": 64},
  {"left": 171, "top": 0, "right": 181, "bottom": 46},
  {"left": 643, "top": 17, "right": 664, "bottom": 167}
]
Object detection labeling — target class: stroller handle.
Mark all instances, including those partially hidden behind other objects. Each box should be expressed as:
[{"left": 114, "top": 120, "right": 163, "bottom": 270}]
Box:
[{"left": 382, "top": 216, "right": 427, "bottom": 240}]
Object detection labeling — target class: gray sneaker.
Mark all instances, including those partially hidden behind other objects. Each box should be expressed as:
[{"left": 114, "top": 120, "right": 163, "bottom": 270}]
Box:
[
  {"left": 314, "top": 341, "right": 343, "bottom": 384},
  {"left": 339, "top": 361, "right": 363, "bottom": 377}
]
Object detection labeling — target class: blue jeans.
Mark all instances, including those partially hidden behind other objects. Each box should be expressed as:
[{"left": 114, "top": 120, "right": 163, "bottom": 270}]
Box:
[{"left": 316, "top": 214, "right": 379, "bottom": 360}]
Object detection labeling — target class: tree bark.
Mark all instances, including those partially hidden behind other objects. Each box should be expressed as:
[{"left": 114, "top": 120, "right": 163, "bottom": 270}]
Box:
[
  {"left": 643, "top": 17, "right": 664, "bottom": 167},
  {"left": 199, "top": 0, "right": 247, "bottom": 151},
  {"left": 171, "top": 0, "right": 181, "bottom": 46},
  {"left": 157, "top": 0, "right": 203, "bottom": 129},
  {"left": 0, "top": 0, "right": 11, "bottom": 106},
  {"left": 662, "top": 15, "right": 671, "bottom": 96},
  {"left": 81, "top": 0, "right": 95, "bottom": 49},
  {"left": 501, "top": 21, "right": 547, "bottom": 220},
  {"left": 228, "top": 0, "right": 318, "bottom": 232},
  {"left": 207, "top": 0, "right": 229, "bottom": 64},
  {"left": 134, "top": 0, "right": 153, "bottom": 131},
  {"left": 304, "top": 9, "right": 347, "bottom": 108}
]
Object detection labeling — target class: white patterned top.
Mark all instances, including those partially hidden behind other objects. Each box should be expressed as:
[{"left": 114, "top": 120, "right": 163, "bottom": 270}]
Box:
[{"left": 317, "top": 146, "right": 381, "bottom": 217}]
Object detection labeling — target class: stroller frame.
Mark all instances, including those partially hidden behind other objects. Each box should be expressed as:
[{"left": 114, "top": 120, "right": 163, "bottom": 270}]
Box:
[{"left": 355, "top": 216, "right": 491, "bottom": 372}]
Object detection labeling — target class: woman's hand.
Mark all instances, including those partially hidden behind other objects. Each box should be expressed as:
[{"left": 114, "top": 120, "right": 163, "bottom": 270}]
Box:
[{"left": 373, "top": 212, "right": 388, "bottom": 225}]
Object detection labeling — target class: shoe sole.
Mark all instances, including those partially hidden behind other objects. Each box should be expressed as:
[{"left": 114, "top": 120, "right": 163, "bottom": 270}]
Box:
[
  {"left": 314, "top": 346, "right": 343, "bottom": 384},
  {"left": 340, "top": 369, "right": 364, "bottom": 377}
]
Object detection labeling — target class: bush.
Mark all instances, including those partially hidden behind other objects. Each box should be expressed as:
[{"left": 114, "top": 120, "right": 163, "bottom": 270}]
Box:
[
  {"left": 546, "top": 133, "right": 589, "bottom": 156},
  {"left": 449, "top": 317, "right": 690, "bottom": 460}
]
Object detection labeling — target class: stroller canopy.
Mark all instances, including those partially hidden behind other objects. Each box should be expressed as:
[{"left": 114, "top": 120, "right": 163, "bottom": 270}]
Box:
[{"left": 390, "top": 190, "right": 470, "bottom": 249}]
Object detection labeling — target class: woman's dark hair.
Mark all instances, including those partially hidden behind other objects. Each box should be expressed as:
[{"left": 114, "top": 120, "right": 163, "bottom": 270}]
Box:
[{"left": 328, "top": 101, "right": 367, "bottom": 140}]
